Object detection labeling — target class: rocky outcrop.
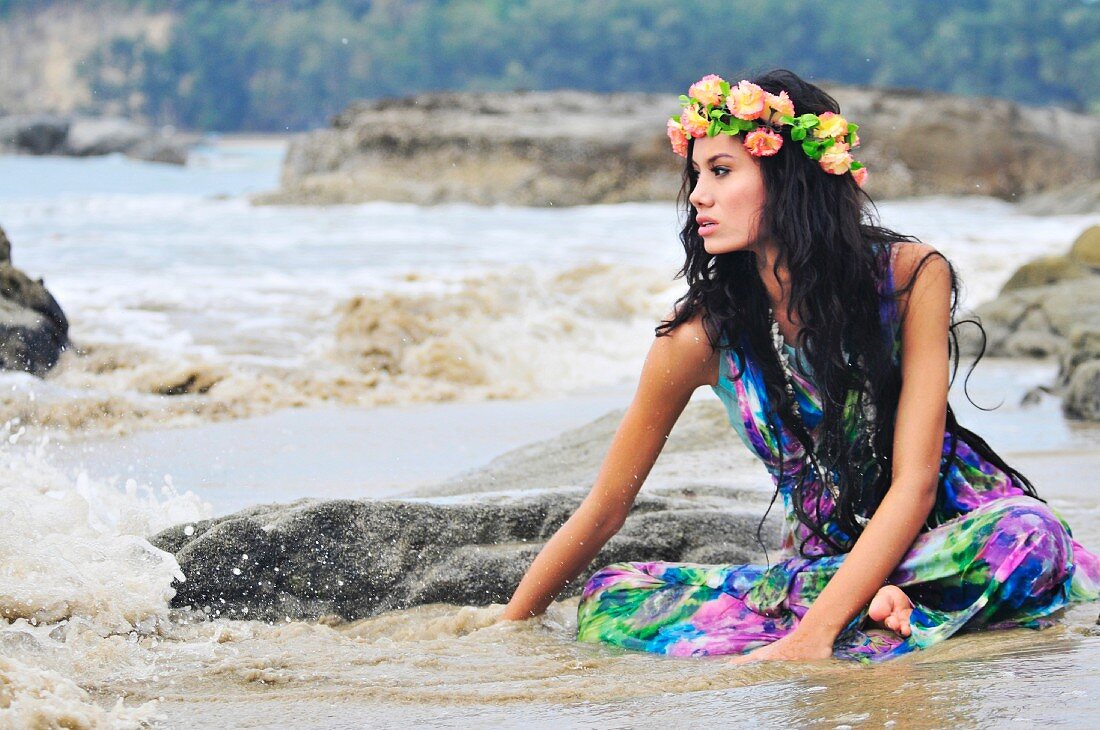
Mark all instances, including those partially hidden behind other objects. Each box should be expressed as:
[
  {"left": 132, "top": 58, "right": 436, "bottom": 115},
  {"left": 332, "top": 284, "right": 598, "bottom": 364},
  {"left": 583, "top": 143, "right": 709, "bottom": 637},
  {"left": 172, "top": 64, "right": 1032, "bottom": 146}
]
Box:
[
  {"left": 961, "top": 227, "right": 1100, "bottom": 359},
  {"left": 150, "top": 485, "right": 776, "bottom": 622},
  {"left": 0, "top": 114, "right": 192, "bottom": 165},
  {"left": 1020, "top": 180, "right": 1100, "bottom": 216},
  {"left": 1062, "top": 327, "right": 1100, "bottom": 421},
  {"left": 259, "top": 86, "right": 1100, "bottom": 207},
  {"left": 0, "top": 225, "right": 69, "bottom": 375},
  {"left": 958, "top": 225, "right": 1100, "bottom": 421}
]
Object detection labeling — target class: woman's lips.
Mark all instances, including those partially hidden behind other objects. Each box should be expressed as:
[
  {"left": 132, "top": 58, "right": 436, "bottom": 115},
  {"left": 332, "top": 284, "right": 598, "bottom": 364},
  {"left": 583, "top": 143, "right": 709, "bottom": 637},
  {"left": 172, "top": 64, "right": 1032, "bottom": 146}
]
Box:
[{"left": 698, "top": 221, "right": 718, "bottom": 237}]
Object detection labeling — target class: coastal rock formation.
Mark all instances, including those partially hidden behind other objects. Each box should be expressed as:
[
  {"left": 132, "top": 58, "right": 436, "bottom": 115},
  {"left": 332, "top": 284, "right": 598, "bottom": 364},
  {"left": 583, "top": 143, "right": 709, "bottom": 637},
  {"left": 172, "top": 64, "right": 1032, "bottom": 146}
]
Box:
[
  {"left": 260, "top": 87, "right": 1100, "bottom": 207},
  {"left": 0, "top": 225, "right": 69, "bottom": 375},
  {"left": 1062, "top": 327, "right": 1100, "bottom": 421},
  {"left": 0, "top": 114, "right": 191, "bottom": 165},
  {"left": 961, "top": 226, "right": 1100, "bottom": 359},
  {"left": 957, "top": 226, "right": 1100, "bottom": 421},
  {"left": 151, "top": 486, "right": 776, "bottom": 622}
]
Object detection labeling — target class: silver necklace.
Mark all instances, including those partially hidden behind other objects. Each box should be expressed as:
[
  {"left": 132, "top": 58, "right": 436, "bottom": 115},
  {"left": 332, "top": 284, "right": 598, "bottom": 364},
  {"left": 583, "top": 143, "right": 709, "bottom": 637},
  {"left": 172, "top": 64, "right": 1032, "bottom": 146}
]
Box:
[{"left": 768, "top": 309, "right": 872, "bottom": 527}]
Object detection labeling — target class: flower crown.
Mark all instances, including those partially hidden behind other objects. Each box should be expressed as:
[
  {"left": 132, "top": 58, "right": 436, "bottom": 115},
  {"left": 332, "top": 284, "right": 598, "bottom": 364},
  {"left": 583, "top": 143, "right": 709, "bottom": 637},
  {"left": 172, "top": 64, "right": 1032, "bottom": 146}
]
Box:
[{"left": 668, "top": 75, "right": 867, "bottom": 186}]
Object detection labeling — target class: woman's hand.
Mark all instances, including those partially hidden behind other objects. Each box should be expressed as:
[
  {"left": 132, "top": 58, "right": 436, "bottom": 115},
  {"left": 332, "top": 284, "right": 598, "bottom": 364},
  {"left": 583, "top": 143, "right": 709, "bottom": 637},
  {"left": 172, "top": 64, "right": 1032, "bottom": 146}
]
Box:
[{"left": 728, "top": 629, "right": 834, "bottom": 664}]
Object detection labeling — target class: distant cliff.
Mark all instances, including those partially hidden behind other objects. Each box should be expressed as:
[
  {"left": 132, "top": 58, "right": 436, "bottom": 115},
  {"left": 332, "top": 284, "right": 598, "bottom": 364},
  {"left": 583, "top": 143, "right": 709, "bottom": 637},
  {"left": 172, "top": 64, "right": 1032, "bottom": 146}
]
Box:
[
  {"left": 0, "top": 2, "right": 172, "bottom": 120},
  {"left": 257, "top": 86, "right": 1100, "bottom": 208}
]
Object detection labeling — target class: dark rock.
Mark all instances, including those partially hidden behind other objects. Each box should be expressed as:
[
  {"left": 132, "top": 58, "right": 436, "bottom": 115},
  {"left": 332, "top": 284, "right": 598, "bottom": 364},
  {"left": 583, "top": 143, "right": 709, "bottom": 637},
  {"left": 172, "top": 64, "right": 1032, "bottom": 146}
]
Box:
[
  {"left": 151, "top": 486, "right": 779, "bottom": 622},
  {"left": 0, "top": 114, "right": 70, "bottom": 154},
  {"left": 0, "top": 114, "right": 191, "bottom": 165},
  {"left": 0, "top": 225, "right": 69, "bottom": 375}
]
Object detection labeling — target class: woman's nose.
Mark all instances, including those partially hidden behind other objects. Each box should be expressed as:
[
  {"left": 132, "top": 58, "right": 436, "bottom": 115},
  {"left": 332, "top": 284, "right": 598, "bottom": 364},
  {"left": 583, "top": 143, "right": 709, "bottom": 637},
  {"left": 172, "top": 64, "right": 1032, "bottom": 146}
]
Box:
[{"left": 689, "top": 178, "right": 710, "bottom": 209}]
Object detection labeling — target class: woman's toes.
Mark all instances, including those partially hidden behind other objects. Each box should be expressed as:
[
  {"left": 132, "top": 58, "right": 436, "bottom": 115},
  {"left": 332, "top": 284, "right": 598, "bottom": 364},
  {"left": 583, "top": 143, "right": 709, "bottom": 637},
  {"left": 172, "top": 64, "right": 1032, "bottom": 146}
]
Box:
[{"left": 868, "top": 593, "right": 891, "bottom": 622}]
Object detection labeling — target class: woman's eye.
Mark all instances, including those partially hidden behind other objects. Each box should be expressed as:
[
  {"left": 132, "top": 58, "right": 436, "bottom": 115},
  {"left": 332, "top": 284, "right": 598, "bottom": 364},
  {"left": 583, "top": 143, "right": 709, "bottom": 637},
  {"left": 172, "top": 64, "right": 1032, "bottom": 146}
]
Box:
[{"left": 711, "top": 166, "right": 729, "bottom": 177}]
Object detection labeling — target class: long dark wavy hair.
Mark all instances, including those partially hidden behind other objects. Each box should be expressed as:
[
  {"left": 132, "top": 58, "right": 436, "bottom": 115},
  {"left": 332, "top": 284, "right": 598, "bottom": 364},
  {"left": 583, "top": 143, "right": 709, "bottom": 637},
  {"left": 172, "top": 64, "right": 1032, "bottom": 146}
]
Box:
[{"left": 657, "top": 69, "right": 1038, "bottom": 555}]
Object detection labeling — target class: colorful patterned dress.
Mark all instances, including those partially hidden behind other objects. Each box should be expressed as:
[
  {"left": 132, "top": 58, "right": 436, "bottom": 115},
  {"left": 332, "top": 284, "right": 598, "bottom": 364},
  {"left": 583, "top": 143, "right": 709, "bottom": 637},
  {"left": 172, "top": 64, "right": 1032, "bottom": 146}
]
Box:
[{"left": 576, "top": 250, "right": 1100, "bottom": 662}]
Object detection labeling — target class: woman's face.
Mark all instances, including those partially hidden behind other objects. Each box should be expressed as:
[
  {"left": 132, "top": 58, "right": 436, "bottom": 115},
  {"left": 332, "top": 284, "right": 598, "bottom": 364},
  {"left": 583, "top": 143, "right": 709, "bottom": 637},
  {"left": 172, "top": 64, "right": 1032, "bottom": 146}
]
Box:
[{"left": 688, "top": 133, "right": 768, "bottom": 256}]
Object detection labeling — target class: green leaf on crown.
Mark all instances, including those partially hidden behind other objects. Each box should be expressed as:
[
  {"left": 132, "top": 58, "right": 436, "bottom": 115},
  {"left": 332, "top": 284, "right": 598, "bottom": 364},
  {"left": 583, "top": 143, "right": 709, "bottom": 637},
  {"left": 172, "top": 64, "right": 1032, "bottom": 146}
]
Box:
[
  {"left": 850, "top": 161, "right": 864, "bottom": 170},
  {"left": 778, "top": 115, "right": 795, "bottom": 126},
  {"left": 791, "top": 126, "right": 807, "bottom": 141},
  {"left": 719, "top": 81, "right": 731, "bottom": 95},
  {"left": 707, "top": 119, "right": 719, "bottom": 136},
  {"left": 798, "top": 114, "right": 820, "bottom": 128},
  {"left": 679, "top": 95, "right": 691, "bottom": 105},
  {"left": 709, "top": 108, "right": 726, "bottom": 119}
]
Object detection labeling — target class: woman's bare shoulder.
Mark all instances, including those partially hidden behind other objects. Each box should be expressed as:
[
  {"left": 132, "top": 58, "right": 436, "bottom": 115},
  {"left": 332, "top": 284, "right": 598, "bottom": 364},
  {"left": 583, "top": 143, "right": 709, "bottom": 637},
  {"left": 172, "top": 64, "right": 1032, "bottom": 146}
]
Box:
[
  {"left": 653, "top": 307, "right": 719, "bottom": 389},
  {"left": 891, "top": 241, "right": 949, "bottom": 290}
]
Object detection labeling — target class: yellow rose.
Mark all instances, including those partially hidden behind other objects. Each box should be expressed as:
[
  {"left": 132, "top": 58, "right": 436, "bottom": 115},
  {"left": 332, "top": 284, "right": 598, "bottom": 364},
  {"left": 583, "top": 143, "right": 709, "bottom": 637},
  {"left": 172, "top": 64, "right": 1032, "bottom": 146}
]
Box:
[
  {"left": 813, "top": 112, "right": 850, "bottom": 140},
  {"left": 819, "top": 144, "right": 854, "bottom": 175}
]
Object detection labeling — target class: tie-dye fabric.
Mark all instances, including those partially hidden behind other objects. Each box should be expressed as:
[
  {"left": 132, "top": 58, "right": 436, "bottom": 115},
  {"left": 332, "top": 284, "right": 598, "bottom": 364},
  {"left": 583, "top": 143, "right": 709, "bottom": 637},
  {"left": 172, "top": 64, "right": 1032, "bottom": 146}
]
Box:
[{"left": 577, "top": 247, "right": 1100, "bottom": 661}]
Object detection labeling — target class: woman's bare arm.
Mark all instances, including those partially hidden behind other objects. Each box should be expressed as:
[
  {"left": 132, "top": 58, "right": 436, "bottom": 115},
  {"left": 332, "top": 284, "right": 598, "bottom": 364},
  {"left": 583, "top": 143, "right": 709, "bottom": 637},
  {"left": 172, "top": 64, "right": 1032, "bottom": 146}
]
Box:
[
  {"left": 734, "top": 242, "right": 952, "bottom": 661},
  {"left": 500, "top": 313, "right": 716, "bottom": 620}
]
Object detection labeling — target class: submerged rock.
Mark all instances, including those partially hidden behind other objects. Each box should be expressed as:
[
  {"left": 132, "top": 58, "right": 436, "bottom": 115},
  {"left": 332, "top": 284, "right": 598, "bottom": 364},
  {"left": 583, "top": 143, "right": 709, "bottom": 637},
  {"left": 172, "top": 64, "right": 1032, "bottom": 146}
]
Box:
[{"left": 0, "top": 225, "right": 69, "bottom": 375}]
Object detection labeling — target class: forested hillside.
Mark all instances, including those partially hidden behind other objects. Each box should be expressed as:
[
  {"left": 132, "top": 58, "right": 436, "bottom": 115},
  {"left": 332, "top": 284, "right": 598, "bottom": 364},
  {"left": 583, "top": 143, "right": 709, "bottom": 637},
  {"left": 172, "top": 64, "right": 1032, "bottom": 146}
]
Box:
[{"left": 1, "top": 0, "right": 1097, "bottom": 131}]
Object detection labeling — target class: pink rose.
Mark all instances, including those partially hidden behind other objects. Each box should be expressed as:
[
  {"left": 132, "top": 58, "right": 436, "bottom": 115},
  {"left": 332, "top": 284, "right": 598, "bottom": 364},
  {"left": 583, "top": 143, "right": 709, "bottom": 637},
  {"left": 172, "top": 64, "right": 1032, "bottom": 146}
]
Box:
[
  {"left": 764, "top": 90, "right": 795, "bottom": 125},
  {"left": 679, "top": 103, "right": 711, "bottom": 138},
  {"left": 667, "top": 119, "right": 689, "bottom": 157},
  {"left": 743, "top": 127, "right": 783, "bottom": 157},
  {"left": 688, "top": 74, "right": 726, "bottom": 107},
  {"left": 851, "top": 166, "right": 868, "bottom": 187},
  {"left": 726, "top": 80, "right": 766, "bottom": 120}
]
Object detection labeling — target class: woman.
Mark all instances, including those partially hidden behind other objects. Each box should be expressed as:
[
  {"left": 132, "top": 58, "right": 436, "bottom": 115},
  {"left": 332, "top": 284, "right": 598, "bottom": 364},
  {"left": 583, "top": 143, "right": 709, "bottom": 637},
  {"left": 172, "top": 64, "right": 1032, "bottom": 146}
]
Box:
[{"left": 500, "top": 69, "right": 1100, "bottom": 662}]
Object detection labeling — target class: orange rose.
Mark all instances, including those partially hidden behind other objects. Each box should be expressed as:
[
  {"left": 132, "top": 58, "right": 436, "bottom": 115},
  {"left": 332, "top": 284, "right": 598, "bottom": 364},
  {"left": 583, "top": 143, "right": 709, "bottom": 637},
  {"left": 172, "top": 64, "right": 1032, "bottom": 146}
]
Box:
[
  {"left": 679, "top": 104, "right": 711, "bottom": 138},
  {"left": 743, "top": 127, "right": 783, "bottom": 157},
  {"left": 851, "top": 166, "right": 868, "bottom": 187},
  {"left": 764, "top": 90, "right": 795, "bottom": 125},
  {"left": 688, "top": 74, "right": 726, "bottom": 107},
  {"left": 726, "top": 80, "right": 766, "bottom": 120}
]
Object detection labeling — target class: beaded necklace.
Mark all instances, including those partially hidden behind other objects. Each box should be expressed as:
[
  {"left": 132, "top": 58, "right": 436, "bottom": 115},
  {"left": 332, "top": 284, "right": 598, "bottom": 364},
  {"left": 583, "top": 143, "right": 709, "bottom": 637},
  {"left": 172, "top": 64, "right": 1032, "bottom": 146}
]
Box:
[{"left": 768, "top": 309, "right": 841, "bottom": 502}]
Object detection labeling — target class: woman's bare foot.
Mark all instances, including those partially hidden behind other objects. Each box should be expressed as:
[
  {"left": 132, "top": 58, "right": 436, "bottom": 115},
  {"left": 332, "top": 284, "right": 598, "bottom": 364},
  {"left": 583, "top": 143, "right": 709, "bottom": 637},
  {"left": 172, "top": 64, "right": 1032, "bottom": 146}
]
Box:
[{"left": 867, "top": 585, "right": 914, "bottom": 638}]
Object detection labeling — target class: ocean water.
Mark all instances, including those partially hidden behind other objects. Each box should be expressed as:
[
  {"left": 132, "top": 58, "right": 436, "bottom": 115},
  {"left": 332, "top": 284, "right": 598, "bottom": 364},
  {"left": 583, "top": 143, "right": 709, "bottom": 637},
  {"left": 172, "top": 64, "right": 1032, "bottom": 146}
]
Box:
[{"left": 2, "top": 142, "right": 1100, "bottom": 727}]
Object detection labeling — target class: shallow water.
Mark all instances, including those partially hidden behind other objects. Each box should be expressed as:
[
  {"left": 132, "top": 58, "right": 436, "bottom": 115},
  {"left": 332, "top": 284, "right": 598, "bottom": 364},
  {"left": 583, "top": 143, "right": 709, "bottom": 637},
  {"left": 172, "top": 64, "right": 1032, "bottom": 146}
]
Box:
[{"left": 1, "top": 145, "right": 1097, "bottom": 436}]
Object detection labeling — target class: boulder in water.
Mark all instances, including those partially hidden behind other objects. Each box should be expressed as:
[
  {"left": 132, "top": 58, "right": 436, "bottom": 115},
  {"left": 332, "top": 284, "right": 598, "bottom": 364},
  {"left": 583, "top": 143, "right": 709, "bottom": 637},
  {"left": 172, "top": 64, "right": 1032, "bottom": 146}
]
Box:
[
  {"left": 0, "top": 225, "right": 70, "bottom": 375},
  {"left": 151, "top": 484, "right": 778, "bottom": 622}
]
